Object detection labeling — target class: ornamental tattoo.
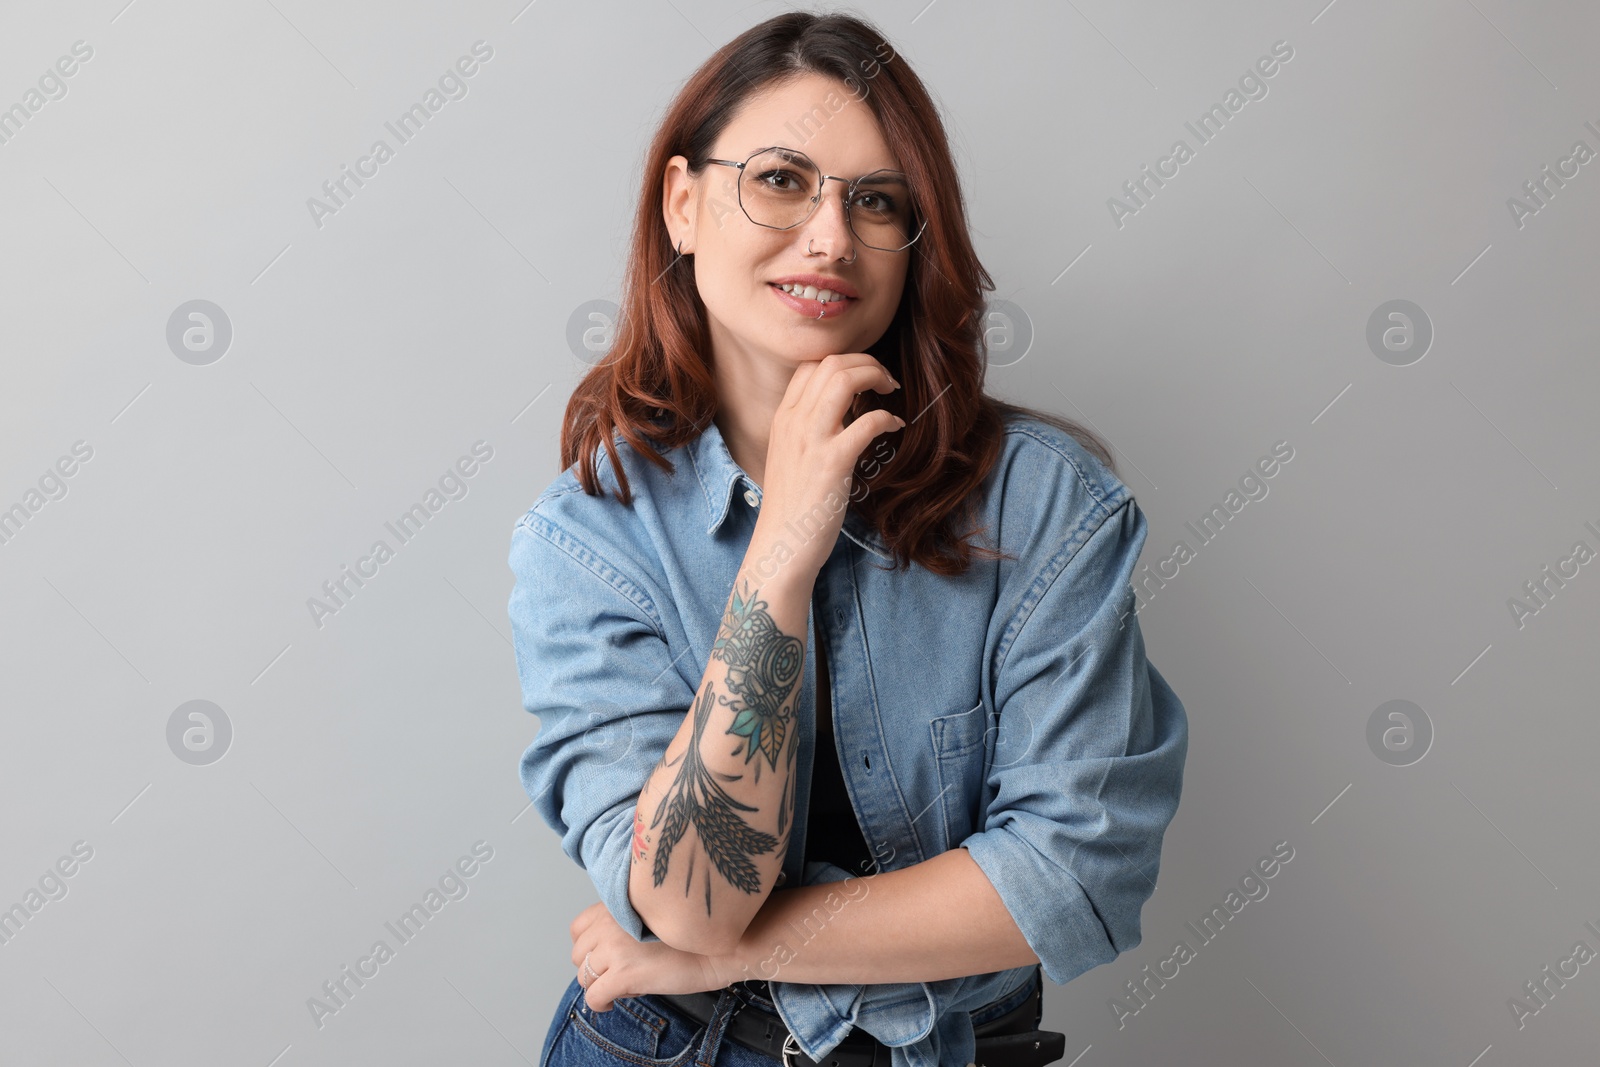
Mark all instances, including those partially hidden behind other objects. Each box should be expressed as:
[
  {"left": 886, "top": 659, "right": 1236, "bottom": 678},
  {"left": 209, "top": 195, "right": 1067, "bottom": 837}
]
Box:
[
  {"left": 644, "top": 581, "right": 802, "bottom": 910},
  {"left": 711, "top": 583, "right": 804, "bottom": 781}
]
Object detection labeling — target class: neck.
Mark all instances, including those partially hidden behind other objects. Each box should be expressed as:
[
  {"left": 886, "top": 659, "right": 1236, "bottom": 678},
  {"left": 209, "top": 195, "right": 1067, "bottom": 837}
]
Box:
[
  {"left": 712, "top": 404, "right": 773, "bottom": 490},
  {"left": 708, "top": 330, "right": 802, "bottom": 490}
]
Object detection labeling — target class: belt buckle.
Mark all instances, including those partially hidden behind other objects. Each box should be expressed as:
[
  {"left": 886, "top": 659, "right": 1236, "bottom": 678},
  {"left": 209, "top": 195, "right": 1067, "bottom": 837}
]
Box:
[{"left": 781, "top": 1031, "right": 802, "bottom": 1067}]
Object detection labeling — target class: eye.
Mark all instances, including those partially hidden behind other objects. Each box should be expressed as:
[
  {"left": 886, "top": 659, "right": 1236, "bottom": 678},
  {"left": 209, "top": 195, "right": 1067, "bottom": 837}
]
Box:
[
  {"left": 754, "top": 168, "right": 805, "bottom": 191},
  {"left": 853, "top": 190, "right": 896, "bottom": 212}
]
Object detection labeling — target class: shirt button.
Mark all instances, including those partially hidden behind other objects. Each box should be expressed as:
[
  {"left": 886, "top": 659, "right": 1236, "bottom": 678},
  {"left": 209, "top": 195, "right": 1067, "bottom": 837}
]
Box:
[{"left": 743, "top": 488, "right": 760, "bottom": 507}]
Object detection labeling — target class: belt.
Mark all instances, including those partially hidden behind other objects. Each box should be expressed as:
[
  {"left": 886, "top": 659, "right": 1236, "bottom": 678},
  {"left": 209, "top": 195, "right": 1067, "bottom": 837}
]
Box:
[{"left": 650, "top": 974, "right": 1066, "bottom": 1067}]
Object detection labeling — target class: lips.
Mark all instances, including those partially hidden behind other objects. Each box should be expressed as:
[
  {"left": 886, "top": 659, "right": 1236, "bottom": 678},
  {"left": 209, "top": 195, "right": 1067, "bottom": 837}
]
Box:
[
  {"left": 769, "top": 282, "right": 853, "bottom": 304},
  {"left": 768, "top": 274, "right": 860, "bottom": 300},
  {"left": 769, "top": 282, "right": 856, "bottom": 319}
]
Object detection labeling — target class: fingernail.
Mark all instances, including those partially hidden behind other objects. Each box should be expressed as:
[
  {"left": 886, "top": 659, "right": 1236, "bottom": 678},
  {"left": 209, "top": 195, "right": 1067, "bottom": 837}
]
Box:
[{"left": 895, "top": 416, "right": 906, "bottom": 427}]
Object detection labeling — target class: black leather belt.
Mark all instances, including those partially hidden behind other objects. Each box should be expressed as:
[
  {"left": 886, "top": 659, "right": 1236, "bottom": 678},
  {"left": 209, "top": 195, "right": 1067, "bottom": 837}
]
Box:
[{"left": 650, "top": 973, "right": 1066, "bottom": 1067}]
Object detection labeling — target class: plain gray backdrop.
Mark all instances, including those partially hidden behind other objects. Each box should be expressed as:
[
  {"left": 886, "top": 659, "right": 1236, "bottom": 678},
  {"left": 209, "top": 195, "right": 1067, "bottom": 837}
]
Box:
[{"left": 3, "top": 0, "right": 1598, "bottom": 1064}]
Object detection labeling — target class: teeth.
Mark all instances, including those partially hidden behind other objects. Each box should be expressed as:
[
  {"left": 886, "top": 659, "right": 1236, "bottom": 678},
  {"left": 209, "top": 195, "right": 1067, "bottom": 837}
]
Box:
[{"left": 777, "top": 283, "right": 847, "bottom": 303}]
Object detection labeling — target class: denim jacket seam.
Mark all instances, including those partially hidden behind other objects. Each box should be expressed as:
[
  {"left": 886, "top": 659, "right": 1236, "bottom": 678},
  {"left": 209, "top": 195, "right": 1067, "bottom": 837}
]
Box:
[
  {"left": 1006, "top": 424, "right": 1122, "bottom": 513},
  {"left": 533, "top": 482, "right": 585, "bottom": 506},
  {"left": 515, "top": 512, "right": 667, "bottom": 639},
  {"left": 994, "top": 497, "right": 1131, "bottom": 678}
]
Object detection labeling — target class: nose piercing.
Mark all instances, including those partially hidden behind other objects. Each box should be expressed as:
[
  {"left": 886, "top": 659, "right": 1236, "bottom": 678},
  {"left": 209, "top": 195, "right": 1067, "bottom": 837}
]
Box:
[{"left": 806, "top": 239, "right": 857, "bottom": 265}]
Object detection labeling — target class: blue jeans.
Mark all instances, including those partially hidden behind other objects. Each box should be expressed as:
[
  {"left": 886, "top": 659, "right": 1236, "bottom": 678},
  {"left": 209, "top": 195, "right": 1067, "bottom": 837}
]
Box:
[
  {"left": 538, "top": 978, "right": 786, "bottom": 1066},
  {"left": 537, "top": 972, "right": 1043, "bottom": 1067}
]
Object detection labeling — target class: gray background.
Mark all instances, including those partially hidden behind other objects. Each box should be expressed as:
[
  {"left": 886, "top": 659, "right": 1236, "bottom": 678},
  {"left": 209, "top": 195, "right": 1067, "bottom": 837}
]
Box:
[{"left": 2, "top": 0, "right": 1597, "bottom": 1064}]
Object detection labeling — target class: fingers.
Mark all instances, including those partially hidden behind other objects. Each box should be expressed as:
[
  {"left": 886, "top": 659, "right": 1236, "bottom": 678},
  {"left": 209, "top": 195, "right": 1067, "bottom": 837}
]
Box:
[
  {"left": 582, "top": 970, "right": 614, "bottom": 1013},
  {"left": 802, "top": 368, "right": 900, "bottom": 445},
  {"left": 836, "top": 408, "right": 905, "bottom": 461},
  {"left": 825, "top": 364, "right": 900, "bottom": 416},
  {"left": 574, "top": 945, "right": 614, "bottom": 1011},
  {"left": 792, "top": 352, "right": 896, "bottom": 417},
  {"left": 779, "top": 359, "right": 821, "bottom": 411},
  {"left": 569, "top": 901, "right": 604, "bottom": 942},
  {"left": 570, "top": 924, "right": 596, "bottom": 969}
]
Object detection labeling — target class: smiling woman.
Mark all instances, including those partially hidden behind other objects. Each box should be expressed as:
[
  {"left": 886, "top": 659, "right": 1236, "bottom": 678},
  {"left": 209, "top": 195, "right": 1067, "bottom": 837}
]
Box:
[{"left": 511, "top": 11, "right": 1187, "bottom": 1067}]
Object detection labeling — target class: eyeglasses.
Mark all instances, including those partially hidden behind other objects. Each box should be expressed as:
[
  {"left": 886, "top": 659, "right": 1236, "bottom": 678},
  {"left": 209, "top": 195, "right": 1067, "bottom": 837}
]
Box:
[{"left": 702, "top": 146, "right": 927, "bottom": 252}]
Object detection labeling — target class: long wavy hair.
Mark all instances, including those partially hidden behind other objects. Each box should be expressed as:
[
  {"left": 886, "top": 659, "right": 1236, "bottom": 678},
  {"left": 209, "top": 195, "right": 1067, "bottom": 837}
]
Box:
[{"left": 560, "top": 10, "right": 1116, "bottom": 575}]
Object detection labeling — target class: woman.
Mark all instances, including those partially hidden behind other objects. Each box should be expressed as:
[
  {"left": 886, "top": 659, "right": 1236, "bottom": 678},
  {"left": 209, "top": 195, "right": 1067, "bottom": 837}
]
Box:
[{"left": 509, "top": 12, "right": 1189, "bottom": 1067}]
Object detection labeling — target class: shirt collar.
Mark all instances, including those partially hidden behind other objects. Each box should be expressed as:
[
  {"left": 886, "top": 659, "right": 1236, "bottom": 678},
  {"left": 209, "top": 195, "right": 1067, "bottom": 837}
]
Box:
[{"left": 686, "top": 415, "right": 893, "bottom": 560}]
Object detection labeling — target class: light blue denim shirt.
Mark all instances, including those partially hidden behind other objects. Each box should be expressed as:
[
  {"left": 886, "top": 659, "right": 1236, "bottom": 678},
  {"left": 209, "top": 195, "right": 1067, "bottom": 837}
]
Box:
[{"left": 509, "top": 410, "right": 1188, "bottom": 1067}]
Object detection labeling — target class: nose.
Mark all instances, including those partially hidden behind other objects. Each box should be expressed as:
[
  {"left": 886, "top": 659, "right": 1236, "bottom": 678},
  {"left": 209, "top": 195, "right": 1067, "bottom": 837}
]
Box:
[{"left": 802, "top": 177, "right": 857, "bottom": 259}]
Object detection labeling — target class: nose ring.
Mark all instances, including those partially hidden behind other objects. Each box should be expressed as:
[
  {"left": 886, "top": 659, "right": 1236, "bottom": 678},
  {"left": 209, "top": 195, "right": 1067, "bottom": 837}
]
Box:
[{"left": 807, "top": 238, "right": 857, "bottom": 264}]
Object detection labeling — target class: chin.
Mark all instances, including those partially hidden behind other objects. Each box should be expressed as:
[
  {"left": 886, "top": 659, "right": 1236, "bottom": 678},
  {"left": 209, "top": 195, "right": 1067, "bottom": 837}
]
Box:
[{"left": 787, "top": 342, "right": 855, "bottom": 364}]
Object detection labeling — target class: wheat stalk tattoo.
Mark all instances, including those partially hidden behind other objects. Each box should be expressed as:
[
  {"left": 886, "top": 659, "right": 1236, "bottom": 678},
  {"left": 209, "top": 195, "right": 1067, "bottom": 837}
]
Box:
[{"left": 645, "top": 581, "right": 803, "bottom": 910}]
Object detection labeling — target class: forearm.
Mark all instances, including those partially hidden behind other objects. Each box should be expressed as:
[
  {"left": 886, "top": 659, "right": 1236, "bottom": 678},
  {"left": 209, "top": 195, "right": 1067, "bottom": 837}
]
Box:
[
  {"left": 717, "top": 847, "right": 1040, "bottom": 984},
  {"left": 629, "top": 529, "right": 815, "bottom": 955}
]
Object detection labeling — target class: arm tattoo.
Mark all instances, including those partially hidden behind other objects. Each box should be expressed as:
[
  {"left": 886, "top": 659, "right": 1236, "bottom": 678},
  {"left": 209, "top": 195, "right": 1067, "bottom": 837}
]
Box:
[
  {"left": 712, "top": 582, "right": 804, "bottom": 781},
  {"left": 641, "top": 580, "right": 803, "bottom": 911}
]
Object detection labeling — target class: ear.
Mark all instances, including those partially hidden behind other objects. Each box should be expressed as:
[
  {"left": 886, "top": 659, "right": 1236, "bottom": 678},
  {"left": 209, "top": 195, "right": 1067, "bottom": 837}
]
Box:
[{"left": 662, "top": 155, "right": 697, "bottom": 254}]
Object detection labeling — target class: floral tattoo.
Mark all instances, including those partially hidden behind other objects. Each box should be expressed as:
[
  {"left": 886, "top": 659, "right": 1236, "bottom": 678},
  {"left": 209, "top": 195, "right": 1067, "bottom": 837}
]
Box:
[{"left": 639, "top": 581, "right": 803, "bottom": 911}]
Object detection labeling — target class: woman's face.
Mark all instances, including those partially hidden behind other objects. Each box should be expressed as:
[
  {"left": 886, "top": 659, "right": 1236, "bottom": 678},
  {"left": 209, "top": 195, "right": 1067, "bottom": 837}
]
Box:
[{"left": 665, "top": 72, "right": 913, "bottom": 369}]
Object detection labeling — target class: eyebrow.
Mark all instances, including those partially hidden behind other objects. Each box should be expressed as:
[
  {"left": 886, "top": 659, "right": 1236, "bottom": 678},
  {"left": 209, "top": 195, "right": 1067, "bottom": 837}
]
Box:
[{"left": 762, "top": 146, "right": 906, "bottom": 178}]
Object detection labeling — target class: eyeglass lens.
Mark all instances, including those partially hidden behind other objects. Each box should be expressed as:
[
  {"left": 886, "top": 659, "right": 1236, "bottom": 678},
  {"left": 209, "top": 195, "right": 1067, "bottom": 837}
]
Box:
[{"left": 738, "top": 148, "right": 919, "bottom": 251}]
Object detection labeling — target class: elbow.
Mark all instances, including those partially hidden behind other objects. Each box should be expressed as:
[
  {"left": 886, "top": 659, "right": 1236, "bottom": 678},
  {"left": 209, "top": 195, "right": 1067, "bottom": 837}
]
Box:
[
  {"left": 647, "top": 913, "right": 744, "bottom": 958},
  {"left": 1105, "top": 913, "right": 1143, "bottom": 958},
  {"left": 631, "top": 893, "right": 746, "bottom": 957}
]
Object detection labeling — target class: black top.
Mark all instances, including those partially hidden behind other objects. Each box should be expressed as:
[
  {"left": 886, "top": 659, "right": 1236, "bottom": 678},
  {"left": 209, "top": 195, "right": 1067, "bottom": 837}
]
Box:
[{"left": 805, "top": 633, "right": 876, "bottom": 877}]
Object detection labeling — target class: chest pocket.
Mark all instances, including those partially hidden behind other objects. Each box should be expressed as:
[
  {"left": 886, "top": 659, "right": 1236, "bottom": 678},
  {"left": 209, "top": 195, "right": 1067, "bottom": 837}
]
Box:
[{"left": 929, "top": 699, "right": 990, "bottom": 852}]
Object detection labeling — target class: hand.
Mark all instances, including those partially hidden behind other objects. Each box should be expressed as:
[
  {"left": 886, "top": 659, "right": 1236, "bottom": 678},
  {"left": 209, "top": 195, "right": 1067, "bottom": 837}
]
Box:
[
  {"left": 569, "top": 901, "right": 749, "bottom": 1012},
  {"left": 758, "top": 352, "right": 902, "bottom": 578}
]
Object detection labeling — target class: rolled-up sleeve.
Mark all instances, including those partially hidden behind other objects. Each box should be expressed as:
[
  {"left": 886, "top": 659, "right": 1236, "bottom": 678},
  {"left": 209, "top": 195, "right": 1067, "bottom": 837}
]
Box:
[
  {"left": 508, "top": 510, "right": 694, "bottom": 944},
  {"left": 959, "top": 496, "right": 1189, "bottom": 987}
]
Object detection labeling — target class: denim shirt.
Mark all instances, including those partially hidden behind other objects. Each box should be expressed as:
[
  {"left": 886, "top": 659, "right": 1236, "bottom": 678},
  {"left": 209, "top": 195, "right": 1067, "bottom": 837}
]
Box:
[{"left": 508, "top": 411, "right": 1189, "bottom": 1067}]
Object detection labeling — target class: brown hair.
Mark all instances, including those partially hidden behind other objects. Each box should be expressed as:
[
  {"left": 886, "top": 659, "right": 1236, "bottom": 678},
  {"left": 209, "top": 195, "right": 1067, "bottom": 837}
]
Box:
[{"left": 560, "top": 10, "right": 1116, "bottom": 575}]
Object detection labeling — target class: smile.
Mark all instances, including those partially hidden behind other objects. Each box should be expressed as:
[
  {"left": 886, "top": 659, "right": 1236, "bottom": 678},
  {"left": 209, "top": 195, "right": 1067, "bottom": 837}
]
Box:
[{"left": 769, "top": 282, "right": 856, "bottom": 318}]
